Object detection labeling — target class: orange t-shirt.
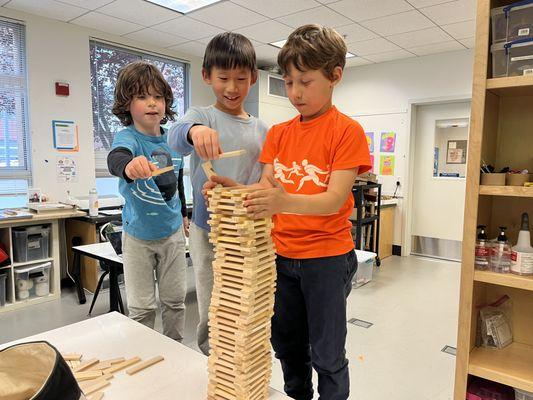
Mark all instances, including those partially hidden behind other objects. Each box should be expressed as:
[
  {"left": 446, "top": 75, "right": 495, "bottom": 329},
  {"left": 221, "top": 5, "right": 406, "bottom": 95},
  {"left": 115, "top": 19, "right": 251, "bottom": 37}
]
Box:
[{"left": 259, "top": 106, "right": 371, "bottom": 259}]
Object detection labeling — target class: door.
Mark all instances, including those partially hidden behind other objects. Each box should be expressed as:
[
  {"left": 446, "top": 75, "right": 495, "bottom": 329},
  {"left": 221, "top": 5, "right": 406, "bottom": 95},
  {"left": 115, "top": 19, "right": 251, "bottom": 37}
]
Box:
[{"left": 411, "top": 101, "right": 471, "bottom": 261}]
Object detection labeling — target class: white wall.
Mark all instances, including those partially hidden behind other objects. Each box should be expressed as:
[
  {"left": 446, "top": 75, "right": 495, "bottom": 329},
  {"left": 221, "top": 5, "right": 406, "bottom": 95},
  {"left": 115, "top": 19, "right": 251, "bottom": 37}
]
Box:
[
  {"left": 245, "top": 70, "right": 297, "bottom": 127},
  {"left": 334, "top": 50, "right": 474, "bottom": 247},
  {"left": 0, "top": 8, "right": 213, "bottom": 203}
]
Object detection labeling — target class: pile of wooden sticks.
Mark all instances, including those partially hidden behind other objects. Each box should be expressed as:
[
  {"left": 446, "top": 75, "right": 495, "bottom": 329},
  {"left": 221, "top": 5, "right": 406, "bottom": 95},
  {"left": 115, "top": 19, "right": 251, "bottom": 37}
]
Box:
[{"left": 62, "top": 353, "right": 164, "bottom": 399}]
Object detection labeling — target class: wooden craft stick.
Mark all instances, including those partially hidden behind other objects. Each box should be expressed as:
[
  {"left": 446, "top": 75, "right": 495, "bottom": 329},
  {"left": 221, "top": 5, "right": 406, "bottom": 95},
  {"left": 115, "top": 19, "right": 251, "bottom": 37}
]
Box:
[
  {"left": 202, "top": 161, "right": 217, "bottom": 178},
  {"left": 62, "top": 353, "right": 82, "bottom": 361},
  {"left": 106, "top": 357, "right": 125, "bottom": 365},
  {"left": 79, "top": 378, "right": 106, "bottom": 392},
  {"left": 102, "top": 357, "right": 141, "bottom": 375},
  {"left": 151, "top": 165, "right": 174, "bottom": 177},
  {"left": 88, "top": 392, "right": 104, "bottom": 400},
  {"left": 75, "top": 370, "right": 103, "bottom": 381},
  {"left": 83, "top": 379, "right": 110, "bottom": 396},
  {"left": 125, "top": 355, "right": 164, "bottom": 375},
  {"left": 91, "top": 361, "right": 113, "bottom": 370},
  {"left": 73, "top": 358, "right": 99, "bottom": 372},
  {"left": 218, "top": 149, "right": 246, "bottom": 159}
]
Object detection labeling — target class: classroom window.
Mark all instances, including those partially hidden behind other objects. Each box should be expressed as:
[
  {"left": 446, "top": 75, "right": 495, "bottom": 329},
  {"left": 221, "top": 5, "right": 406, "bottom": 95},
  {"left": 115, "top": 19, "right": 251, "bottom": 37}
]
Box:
[
  {"left": 0, "top": 19, "right": 30, "bottom": 207},
  {"left": 90, "top": 41, "right": 191, "bottom": 203}
]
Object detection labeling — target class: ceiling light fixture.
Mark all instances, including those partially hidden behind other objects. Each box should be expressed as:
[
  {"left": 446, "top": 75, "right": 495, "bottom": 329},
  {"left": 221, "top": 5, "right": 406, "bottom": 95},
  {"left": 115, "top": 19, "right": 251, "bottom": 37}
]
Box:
[{"left": 144, "top": 0, "right": 222, "bottom": 14}]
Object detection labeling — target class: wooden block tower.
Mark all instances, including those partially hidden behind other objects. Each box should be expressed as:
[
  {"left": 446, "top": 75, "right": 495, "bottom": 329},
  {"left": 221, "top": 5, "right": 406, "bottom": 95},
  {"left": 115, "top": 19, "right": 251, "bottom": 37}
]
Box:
[{"left": 206, "top": 186, "right": 277, "bottom": 400}]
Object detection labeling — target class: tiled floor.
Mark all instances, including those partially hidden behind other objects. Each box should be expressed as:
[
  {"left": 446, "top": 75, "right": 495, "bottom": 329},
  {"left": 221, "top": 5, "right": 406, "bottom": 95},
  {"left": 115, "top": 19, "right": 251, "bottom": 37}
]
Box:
[{"left": 0, "top": 255, "right": 461, "bottom": 399}]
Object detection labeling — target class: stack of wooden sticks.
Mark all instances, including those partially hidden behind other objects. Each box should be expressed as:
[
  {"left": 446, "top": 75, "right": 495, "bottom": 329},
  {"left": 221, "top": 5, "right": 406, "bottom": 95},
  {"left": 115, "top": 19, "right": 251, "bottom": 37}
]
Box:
[{"left": 206, "top": 186, "right": 277, "bottom": 400}]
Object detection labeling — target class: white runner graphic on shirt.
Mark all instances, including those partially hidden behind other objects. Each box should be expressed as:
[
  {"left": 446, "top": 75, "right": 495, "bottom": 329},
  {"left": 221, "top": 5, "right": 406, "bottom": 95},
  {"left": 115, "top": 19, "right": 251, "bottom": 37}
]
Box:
[{"left": 274, "top": 158, "right": 331, "bottom": 192}]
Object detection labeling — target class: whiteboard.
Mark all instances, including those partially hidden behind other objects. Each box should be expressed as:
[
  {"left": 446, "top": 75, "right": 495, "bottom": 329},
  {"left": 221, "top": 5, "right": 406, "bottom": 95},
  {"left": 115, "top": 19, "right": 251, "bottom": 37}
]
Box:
[{"left": 351, "top": 111, "right": 407, "bottom": 196}]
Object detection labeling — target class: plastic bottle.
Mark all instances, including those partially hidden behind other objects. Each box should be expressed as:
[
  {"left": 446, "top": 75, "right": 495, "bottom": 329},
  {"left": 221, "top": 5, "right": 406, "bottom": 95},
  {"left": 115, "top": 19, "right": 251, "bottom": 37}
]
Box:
[
  {"left": 491, "top": 226, "right": 511, "bottom": 273},
  {"left": 475, "top": 225, "right": 490, "bottom": 270},
  {"left": 89, "top": 188, "right": 99, "bottom": 217},
  {"left": 511, "top": 213, "right": 533, "bottom": 275}
]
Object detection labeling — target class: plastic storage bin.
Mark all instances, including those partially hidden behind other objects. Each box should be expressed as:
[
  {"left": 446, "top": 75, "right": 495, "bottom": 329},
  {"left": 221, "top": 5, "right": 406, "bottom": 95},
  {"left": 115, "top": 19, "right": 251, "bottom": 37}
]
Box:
[
  {"left": 492, "top": 0, "right": 533, "bottom": 43},
  {"left": 0, "top": 272, "right": 6, "bottom": 306},
  {"left": 12, "top": 225, "right": 50, "bottom": 263},
  {"left": 14, "top": 262, "right": 51, "bottom": 300},
  {"left": 515, "top": 388, "right": 533, "bottom": 400},
  {"left": 491, "top": 38, "right": 533, "bottom": 77},
  {"left": 353, "top": 250, "right": 376, "bottom": 288}
]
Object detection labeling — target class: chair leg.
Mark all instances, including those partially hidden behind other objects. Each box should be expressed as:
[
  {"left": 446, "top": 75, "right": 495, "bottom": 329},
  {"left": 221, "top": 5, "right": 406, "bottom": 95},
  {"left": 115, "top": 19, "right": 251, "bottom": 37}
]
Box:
[
  {"left": 117, "top": 284, "right": 125, "bottom": 314},
  {"left": 88, "top": 271, "right": 109, "bottom": 316}
]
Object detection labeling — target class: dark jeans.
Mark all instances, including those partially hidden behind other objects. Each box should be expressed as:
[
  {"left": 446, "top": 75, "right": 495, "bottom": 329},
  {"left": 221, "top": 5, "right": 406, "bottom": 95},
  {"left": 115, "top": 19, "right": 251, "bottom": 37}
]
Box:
[{"left": 271, "top": 250, "right": 358, "bottom": 400}]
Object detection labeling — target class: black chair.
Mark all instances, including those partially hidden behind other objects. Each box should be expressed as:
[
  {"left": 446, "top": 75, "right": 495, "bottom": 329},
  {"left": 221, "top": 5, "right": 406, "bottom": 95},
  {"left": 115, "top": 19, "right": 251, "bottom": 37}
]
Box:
[
  {"left": 87, "top": 233, "right": 125, "bottom": 316},
  {"left": 88, "top": 260, "right": 124, "bottom": 316}
]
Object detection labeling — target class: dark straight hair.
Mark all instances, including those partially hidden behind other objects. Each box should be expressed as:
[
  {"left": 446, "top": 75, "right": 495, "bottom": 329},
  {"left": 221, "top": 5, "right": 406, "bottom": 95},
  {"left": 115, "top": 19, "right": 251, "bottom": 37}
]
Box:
[{"left": 202, "top": 32, "right": 257, "bottom": 74}]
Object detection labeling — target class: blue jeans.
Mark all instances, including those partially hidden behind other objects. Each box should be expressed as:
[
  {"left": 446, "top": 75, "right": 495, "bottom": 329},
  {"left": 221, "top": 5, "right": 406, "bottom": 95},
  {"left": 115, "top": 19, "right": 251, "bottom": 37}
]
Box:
[{"left": 271, "top": 250, "right": 357, "bottom": 400}]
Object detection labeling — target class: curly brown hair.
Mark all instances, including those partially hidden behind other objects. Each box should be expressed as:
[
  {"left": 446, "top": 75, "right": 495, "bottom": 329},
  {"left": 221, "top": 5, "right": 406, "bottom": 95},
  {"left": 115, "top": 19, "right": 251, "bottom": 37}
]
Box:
[
  {"left": 278, "top": 24, "right": 347, "bottom": 79},
  {"left": 112, "top": 61, "right": 175, "bottom": 126}
]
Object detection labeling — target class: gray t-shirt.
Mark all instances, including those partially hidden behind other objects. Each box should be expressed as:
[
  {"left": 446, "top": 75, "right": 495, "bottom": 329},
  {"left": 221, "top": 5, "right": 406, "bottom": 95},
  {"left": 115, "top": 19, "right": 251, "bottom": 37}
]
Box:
[{"left": 168, "top": 105, "right": 268, "bottom": 230}]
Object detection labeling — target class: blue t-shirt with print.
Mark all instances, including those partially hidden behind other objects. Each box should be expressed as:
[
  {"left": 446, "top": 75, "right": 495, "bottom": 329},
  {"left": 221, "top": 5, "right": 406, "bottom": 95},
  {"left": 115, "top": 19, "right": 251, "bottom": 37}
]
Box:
[{"left": 112, "top": 125, "right": 183, "bottom": 240}]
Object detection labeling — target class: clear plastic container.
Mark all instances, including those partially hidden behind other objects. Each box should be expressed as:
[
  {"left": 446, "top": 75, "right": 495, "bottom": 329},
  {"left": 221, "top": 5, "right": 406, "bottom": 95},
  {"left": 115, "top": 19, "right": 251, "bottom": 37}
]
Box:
[
  {"left": 491, "top": 241, "right": 512, "bottom": 273},
  {"left": 491, "top": 38, "right": 533, "bottom": 77},
  {"left": 0, "top": 272, "right": 6, "bottom": 306},
  {"left": 12, "top": 225, "right": 50, "bottom": 263},
  {"left": 491, "top": 1, "right": 533, "bottom": 43},
  {"left": 475, "top": 225, "right": 491, "bottom": 270},
  {"left": 354, "top": 250, "right": 376, "bottom": 288},
  {"left": 14, "top": 262, "right": 51, "bottom": 300},
  {"left": 515, "top": 388, "right": 533, "bottom": 400}
]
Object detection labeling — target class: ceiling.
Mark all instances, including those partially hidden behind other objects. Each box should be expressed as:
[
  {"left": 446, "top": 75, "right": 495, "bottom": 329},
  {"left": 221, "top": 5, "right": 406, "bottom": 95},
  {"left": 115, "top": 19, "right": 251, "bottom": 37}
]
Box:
[{"left": 0, "top": 0, "right": 476, "bottom": 68}]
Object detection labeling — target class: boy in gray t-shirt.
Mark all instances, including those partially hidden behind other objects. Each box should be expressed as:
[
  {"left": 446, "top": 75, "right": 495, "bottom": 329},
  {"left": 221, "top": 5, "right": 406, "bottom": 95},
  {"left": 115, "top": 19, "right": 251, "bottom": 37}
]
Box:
[{"left": 168, "top": 32, "right": 268, "bottom": 354}]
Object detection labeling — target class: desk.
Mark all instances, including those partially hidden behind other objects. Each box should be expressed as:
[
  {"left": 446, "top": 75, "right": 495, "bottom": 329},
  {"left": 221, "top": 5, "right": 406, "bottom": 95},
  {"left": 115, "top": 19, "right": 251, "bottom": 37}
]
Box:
[
  {"left": 0, "top": 312, "right": 290, "bottom": 400},
  {"left": 72, "top": 242, "right": 123, "bottom": 313}
]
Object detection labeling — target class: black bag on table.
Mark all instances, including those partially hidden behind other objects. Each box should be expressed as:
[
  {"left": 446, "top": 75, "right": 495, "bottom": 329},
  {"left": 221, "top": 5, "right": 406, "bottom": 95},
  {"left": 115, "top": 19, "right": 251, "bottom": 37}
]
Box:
[{"left": 0, "top": 341, "right": 83, "bottom": 400}]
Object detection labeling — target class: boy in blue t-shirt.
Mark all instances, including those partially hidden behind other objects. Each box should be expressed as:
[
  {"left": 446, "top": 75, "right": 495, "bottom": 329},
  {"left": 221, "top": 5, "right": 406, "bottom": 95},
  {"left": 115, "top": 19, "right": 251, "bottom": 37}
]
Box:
[{"left": 107, "top": 61, "right": 187, "bottom": 341}]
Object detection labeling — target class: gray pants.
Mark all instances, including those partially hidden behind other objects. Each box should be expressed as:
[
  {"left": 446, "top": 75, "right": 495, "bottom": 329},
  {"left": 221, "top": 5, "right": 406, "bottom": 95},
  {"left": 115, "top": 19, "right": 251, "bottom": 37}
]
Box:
[
  {"left": 189, "top": 222, "right": 215, "bottom": 355},
  {"left": 122, "top": 229, "right": 187, "bottom": 342}
]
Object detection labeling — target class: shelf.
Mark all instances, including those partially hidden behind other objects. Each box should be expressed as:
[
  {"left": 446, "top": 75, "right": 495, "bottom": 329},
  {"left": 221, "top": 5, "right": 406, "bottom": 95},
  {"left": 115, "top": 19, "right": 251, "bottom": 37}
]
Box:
[
  {"left": 479, "top": 185, "right": 533, "bottom": 198},
  {"left": 351, "top": 215, "right": 379, "bottom": 226},
  {"left": 361, "top": 215, "right": 379, "bottom": 225},
  {"left": 469, "top": 343, "right": 533, "bottom": 393},
  {"left": 475, "top": 270, "right": 533, "bottom": 291},
  {"left": 12, "top": 257, "right": 53, "bottom": 268},
  {"left": 487, "top": 76, "right": 533, "bottom": 97},
  {"left": 0, "top": 292, "right": 58, "bottom": 314}
]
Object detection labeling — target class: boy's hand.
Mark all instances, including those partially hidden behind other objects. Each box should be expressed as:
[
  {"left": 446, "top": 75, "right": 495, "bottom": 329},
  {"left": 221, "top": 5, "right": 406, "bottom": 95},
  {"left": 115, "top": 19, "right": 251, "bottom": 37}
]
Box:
[
  {"left": 125, "top": 156, "right": 157, "bottom": 180},
  {"left": 182, "top": 216, "right": 190, "bottom": 237},
  {"left": 244, "top": 176, "right": 287, "bottom": 219},
  {"left": 202, "top": 176, "right": 240, "bottom": 204},
  {"left": 189, "top": 125, "right": 222, "bottom": 161}
]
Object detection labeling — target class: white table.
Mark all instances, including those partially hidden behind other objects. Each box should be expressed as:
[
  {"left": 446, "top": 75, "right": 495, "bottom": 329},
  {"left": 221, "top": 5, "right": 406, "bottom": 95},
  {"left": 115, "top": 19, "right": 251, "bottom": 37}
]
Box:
[
  {"left": 1, "top": 312, "right": 290, "bottom": 399},
  {"left": 72, "top": 242, "right": 124, "bottom": 313}
]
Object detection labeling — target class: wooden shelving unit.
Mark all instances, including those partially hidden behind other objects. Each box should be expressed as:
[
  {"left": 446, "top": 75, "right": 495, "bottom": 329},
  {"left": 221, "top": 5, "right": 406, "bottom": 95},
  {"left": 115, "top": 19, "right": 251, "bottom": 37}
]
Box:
[
  {"left": 0, "top": 221, "right": 59, "bottom": 313},
  {"left": 479, "top": 186, "right": 533, "bottom": 198},
  {"left": 454, "top": 0, "right": 533, "bottom": 398},
  {"left": 486, "top": 76, "right": 533, "bottom": 96},
  {"left": 469, "top": 343, "right": 533, "bottom": 393},
  {"left": 474, "top": 270, "right": 533, "bottom": 292}
]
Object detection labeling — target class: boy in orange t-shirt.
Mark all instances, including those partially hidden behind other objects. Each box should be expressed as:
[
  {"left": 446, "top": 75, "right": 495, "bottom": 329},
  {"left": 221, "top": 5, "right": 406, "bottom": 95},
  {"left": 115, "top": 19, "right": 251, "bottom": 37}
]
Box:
[{"left": 206, "top": 24, "right": 371, "bottom": 399}]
